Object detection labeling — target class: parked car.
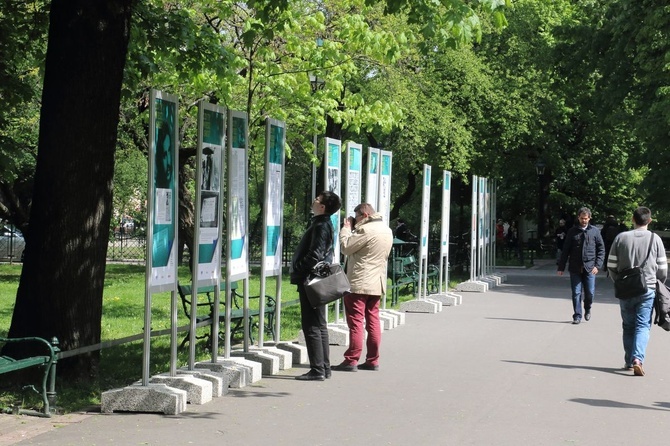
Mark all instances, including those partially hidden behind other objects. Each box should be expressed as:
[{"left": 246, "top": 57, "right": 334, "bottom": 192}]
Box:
[{"left": 0, "top": 226, "right": 25, "bottom": 261}]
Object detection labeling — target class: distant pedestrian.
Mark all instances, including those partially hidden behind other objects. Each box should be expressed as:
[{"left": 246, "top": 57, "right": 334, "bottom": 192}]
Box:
[
  {"left": 557, "top": 207, "right": 605, "bottom": 324},
  {"left": 554, "top": 218, "right": 567, "bottom": 263},
  {"left": 607, "top": 206, "right": 667, "bottom": 376},
  {"left": 336, "top": 203, "right": 393, "bottom": 372}
]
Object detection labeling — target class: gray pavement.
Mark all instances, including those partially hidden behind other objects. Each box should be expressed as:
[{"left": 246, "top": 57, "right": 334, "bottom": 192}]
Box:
[{"left": 4, "top": 259, "right": 670, "bottom": 445}]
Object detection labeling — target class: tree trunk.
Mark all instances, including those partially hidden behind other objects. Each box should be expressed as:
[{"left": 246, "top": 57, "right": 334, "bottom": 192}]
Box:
[{"left": 6, "top": 0, "right": 132, "bottom": 379}]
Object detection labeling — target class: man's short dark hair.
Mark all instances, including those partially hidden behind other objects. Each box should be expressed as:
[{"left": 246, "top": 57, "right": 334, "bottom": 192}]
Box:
[
  {"left": 318, "top": 191, "right": 341, "bottom": 215},
  {"left": 633, "top": 206, "right": 652, "bottom": 226}
]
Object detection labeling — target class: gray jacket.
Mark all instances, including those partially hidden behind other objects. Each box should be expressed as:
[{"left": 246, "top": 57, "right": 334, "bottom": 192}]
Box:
[{"left": 607, "top": 229, "right": 668, "bottom": 287}]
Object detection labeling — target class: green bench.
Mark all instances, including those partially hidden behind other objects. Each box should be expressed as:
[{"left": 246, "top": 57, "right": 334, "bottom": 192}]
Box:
[
  {"left": 177, "top": 282, "right": 276, "bottom": 348},
  {"left": 388, "top": 255, "right": 439, "bottom": 305},
  {"left": 0, "top": 336, "right": 59, "bottom": 417}
]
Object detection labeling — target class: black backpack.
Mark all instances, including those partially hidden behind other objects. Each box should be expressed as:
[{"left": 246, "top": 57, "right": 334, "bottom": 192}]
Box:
[{"left": 654, "top": 279, "right": 670, "bottom": 331}]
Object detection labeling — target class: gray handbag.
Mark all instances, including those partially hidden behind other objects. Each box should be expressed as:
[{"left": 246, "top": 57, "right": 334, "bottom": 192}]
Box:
[{"left": 304, "top": 261, "right": 350, "bottom": 308}]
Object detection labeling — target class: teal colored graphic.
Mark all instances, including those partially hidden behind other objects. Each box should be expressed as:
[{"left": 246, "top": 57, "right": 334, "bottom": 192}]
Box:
[
  {"left": 381, "top": 154, "right": 391, "bottom": 175},
  {"left": 266, "top": 226, "right": 280, "bottom": 255},
  {"left": 370, "top": 152, "right": 378, "bottom": 173},
  {"left": 328, "top": 143, "right": 340, "bottom": 168},
  {"left": 269, "top": 126, "right": 283, "bottom": 164},
  {"left": 232, "top": 116, "right": 246, "bottom": 148},
  {"left": 199, "top": 240, "right": 217, "bottom": 263},
  {"left": 350, "top": 147, "right": 361, "bottom": 170},
  {"left": 203, "top": 109, "right": 224, "bottom": 145},
  {"left": 444, "top": 174, "right": 451, "bottom": 190},
  {"left": 152, "top": 98, "right": 176, "bottom": 268}
]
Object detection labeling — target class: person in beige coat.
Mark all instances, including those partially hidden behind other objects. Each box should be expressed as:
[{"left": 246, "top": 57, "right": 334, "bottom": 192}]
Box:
[{"left": 333, "top": 203, "right": 393, "bottom": 372}]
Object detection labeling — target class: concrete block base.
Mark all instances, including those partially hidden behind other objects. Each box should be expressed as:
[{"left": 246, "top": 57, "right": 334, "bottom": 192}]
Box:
[
  {"left": 427, "top": 293, "right": 458, "bottom": 306},
  {"left": 101, "top": 383, "right": 187, "bottom": 415},
  {"left": 456, "top": 280, "right": 489, "bottom": 292},
  {"left": 149, "top": 374, "right": 212, "bottom": 405},
  {"left": 267, "top": 341, "right": 308, "bottom": 365},
  {"left": 400, "top": 299, "right": 442, "bottom": 313},
  {"left": 491, "top": 272, "right": 507, "bottom": 283},
  {"left": 230, "top": 350, "right": 279, "bottom": 376},
  {"left": 177, "top": 368, "right": 228, "bottom": 397},
  {"left": 381, "top": 309, "right": 405, "bottom": 325},
  {"left": 485, "top": 275, "right": 502, "bottom": 286},
  {"left": 298, "top": 326, "right": 349, "bottom": 346},
  {"left": 379, "top": 312, "right": 396, "bottom": 330},
  {"left": 251, "top": 346, "right": 293, "bottom": 370}
]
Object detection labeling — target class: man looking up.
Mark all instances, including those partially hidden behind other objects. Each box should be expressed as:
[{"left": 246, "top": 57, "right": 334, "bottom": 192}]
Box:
[{"left": 334, "top": 203, "right": 393, "bottom": 372}]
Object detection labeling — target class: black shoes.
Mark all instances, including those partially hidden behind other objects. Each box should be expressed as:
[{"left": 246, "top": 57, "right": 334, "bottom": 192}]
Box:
[
  {"left": 585, "top": 311, "right": 591, "bottom": 321},
  {"left": 295, "top": 370, "right": 325, "bottom": 381},
  {"left": 325, "top": 369, "right": 332, "bottom": 379},
  {"left": 332, "top": 362, "right": 358, "bottom": 372},
  {"left": 358, "top": 363, "right": 379, "bottom": 371},
  {"left": 572, "top": 317, "right": 581, "bottom": 325}
]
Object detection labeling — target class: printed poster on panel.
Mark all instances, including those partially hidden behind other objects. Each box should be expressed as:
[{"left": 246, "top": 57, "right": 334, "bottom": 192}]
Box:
[
  {"left": 420, "top": 164, "right": 431, "bottom": 260},
  {"left": 440, "top": 171, "right": 452, "bottom": 257},
  {"left": 365, "top": 147, "right": 380, "bottom": 209},
  {"left": 263, "top": 119, "right": 285, "bottom": 276},
  {"left": 345, "top": 142, "right": 362, "bottom": 219},
  {"left": 196, "top": 103, "right": 225, "bottom": 286},
  {"left": 378, "top": 150, "right": 392, "bottom": 225},
  {"left": 228, "top": 111, "right": 249, "bottom": 281},
  {"left": 324, "top": 138, "right": 342, "bottom": 264},
  {"left": 149, "top": 90, "right": 178, "bottom": 291}
]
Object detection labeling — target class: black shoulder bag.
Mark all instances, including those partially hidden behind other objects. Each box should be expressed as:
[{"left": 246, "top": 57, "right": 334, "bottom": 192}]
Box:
[{"left": 614, "top": 233, "right": 654, "bottom": 299}]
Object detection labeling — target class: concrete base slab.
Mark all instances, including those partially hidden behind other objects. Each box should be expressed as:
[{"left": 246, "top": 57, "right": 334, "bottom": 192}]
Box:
[
  {"left": 266, "top": 341, "right": 308, "bottom": 365},
  {"left": 194, "top": 361, "right": 244, "bottom": 389},
  {"left": 381, "top": 309, "right": 405, "bottom": 325},
  {"left": 427, "top": 293, "right": 458, "bottom": 306},
  {"left": 251, "top": 346, "right": 293, "bottom": 370},
  {"left": 177, "top": 368, "right": 228, "bottom": 397},
  {"left": 400, "top": 299, "right": 442, "bottom": 313},
  {"left": 379, "top": 312, "right": 396, "bottom": 330},
  {"left": 101, "top": 383, "right": 187, "bottom": 415},
  {"left": 230, "top": 350, "right": 279, "bottom": 376},
  {"left": 456, "top": 280, "right": 489, "bottom": 292},
  {"left": 298, "top": 325, "right": 350, "bottom": 346},
  {"left": 485, "top": 275, "right": 502, "bottom": 286},
  {"left": 149, "top": 374, "right": 212, "bottom": 405},
  {"left": 491, "top": 272, "right": 507, "bottom": 283},
  {"left": 479, "top": 277, "right": 497, "bottom": 289}
]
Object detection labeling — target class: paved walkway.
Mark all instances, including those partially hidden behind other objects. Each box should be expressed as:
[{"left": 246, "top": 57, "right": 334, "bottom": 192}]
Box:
[{"left": 3, "top": 259, "right": 670, "bottom": 445}]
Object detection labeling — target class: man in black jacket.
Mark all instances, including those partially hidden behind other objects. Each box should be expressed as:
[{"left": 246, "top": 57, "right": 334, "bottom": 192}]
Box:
[
  {"left": 289, "top": 191, "right": 341, "bottom": 381},
  {"left": 557, "top": 207, "right": 605, "bottom": 324}
]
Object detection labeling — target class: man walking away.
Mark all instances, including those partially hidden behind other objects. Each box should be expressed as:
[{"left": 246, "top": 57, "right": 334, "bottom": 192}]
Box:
[
  {"left": 607, "top": 206, "right": 667, "bottom": 376},
  {"left": 335, "top": 203, "right": 393, "bottom": 372},
  {"left": 557, "top": 207, "right": 605, "bottom": 324}
]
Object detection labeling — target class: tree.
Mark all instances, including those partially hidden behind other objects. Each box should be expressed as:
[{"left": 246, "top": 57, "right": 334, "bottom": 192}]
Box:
[{"left": 7, "top": 1, "right": 133, "bottom": 377}]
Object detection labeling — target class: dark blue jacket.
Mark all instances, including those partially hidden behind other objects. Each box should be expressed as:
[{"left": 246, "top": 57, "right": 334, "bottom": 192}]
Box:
[
  {"left": 289, "top": 214, "right": 334, "bottom": 284},
  {"left": 557, "top": 224, "right": 605, "bottom": 274}
]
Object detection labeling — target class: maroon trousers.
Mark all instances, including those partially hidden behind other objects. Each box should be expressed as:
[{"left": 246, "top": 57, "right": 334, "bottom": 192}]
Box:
[{"left": 343, "top": 293, "right": 381, "bottom": 366}]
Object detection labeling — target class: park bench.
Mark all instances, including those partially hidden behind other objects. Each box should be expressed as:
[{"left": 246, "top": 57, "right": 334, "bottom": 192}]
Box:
[
  {"left": 388, "top": 255, "right": 439, "bottom": 306},
  {"left": 177, "top": 282, "right": 276, "bottom": 349},
  {"left": 0, "top": 336, "right": 59, "bottom": 417}
]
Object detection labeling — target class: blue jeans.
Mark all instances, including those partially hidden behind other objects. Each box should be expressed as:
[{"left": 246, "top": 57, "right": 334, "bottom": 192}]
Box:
[
  {"left": 569, "top": 270, "right": 596, "bottom": 320},
  {"left": 619, "top": 288, "right": 654, "bottom": 366}
]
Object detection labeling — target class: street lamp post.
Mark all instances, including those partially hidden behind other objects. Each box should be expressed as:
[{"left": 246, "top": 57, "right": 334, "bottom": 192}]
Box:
[{"left": 535, "top": 160, "right": 546, "bottom": 249}]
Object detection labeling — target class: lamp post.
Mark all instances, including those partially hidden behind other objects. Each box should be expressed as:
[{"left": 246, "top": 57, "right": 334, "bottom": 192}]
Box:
[
  {"left": 535, "top": 160, "right": 546, "bottom": 245},
  {"left": 309, "top": 38, "right": 325, "bottom": 202}
]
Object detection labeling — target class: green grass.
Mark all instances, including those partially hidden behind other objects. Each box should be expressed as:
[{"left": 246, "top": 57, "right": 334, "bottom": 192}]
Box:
[{"left": 0, "top": 262, "right": 436, "bottom": 414}]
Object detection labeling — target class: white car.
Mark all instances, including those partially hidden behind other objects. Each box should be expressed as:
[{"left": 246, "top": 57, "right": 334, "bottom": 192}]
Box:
[{"left": 0, "top": 226, "right": 25, "bottom": 261}]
